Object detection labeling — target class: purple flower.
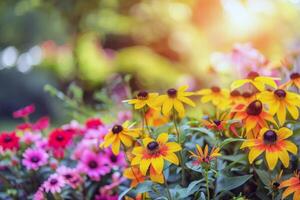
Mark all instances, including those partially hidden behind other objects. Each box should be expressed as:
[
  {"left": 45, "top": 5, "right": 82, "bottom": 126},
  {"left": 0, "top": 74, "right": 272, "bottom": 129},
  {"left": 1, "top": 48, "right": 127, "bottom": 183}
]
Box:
[
  {"left": 22, "top": 148, "right": 48, "bottom": 170},
  {"left": 77, "top": 150, "right": 110, "bottom": 181},
  {"left": 33, "top": 187, "right": 45, "bottom": 200},
  {"left": 21, "top": 131, "right": 42, "bottom": 145},
  {"left": 94, "top": 194, "right": 118, "bottom": 200},
  {"left": 43, "top": 174, "right": 65, "bottom": 194},
  {"left": 56, "top": 166, "right": 82, "bottom": 189}
]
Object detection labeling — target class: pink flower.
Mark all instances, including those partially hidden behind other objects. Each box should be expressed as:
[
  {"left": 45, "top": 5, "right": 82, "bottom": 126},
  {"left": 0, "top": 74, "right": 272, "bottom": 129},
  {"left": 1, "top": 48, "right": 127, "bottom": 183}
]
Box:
[
  {"left": 77, "top": 150, "right": 110, "bottom": 181},
  {"left": 32, "top": 117, "right": 50, "bottom": 131},
  {"left": 13, "top": 104, "right": 35, "bottom": 118},
  {"left": 117, "top": 111, "right": 132, "bottom": 124},
  {"left": 94, "top": 194, "right": 118, "bottom": 200},
  {"left": 22, "top": 148, "right": 48, "bottom": 170},
  {"left": 57, "top": 166, "right": 83, "bottom": 189},
  {"left": 105, "top": 149, "right": 126, "bottom": 169},
  {"left": 43, "top": 174, "right": 65, "bottom": 194},
  {"left": 33, "top": 187, "right": 45, "bottom": 200},
  {"left": 21, "top": 131, "right": 42, "bottom": 145}
]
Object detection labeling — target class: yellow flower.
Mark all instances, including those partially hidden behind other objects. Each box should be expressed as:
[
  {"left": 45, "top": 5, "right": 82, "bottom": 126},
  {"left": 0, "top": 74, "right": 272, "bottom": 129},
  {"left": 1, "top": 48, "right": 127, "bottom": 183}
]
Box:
[
  {"left": 100, "top": 122, "right": 140, "bottom": 155},
  {"left": 280, "top": 171, "right": 300, "bottom": 200},
  {"left": 189, "top": 144, "right": 221, "bottom": 165},
  {"left": 126, "top": 91, "right": 159, "bottom": 110},
  {"left": 156, "top": 85, "right": 195, "bottom": 117},
  {"left": 198, "top": 86, "right": 230, "bottom": 109},
  {"left": 231, "top": 100, "right": 276, "bottom": 138},
  {"left": 281, "top": 72, "right": 300, "bottom": 90},
  {"left": 258, "top": 89, "right": 300, "bottom": 126},
  {"left": 231, "top": 71, "right": 278, "bottom": 91},
  {"left": 145, "top": 108, "right": 169, "bottom": 127},
  {"left": 123, "top": 166, "right": 145, "bottom": 187},
  {"left": 241, "top": 127, "right": 297, "bottom": 170},
  {"left": 131, "top": 133, "right": 181, "bottom": 177}
]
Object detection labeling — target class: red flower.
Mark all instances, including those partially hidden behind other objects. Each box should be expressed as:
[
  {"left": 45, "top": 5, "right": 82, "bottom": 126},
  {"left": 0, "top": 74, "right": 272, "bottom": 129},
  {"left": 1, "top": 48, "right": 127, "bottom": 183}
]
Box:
[
  {"left": 32, "top": 117, "right": 50, "bottom": 131},
  {"left": 13, "top": 104, "right": 35, "bottom": 118},
  {"left": 0, "top": 132, "right": 20, "bottom": 151},
  {"left": 85, "top": 118, "right": 103, "bottom": 129},
  {"left": 48, "top": 129, "right": 72, "bottom": 149}
]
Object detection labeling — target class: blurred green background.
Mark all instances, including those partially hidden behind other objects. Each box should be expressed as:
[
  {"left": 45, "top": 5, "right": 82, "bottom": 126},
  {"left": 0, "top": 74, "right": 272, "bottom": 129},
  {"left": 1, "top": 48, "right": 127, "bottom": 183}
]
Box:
[{"left": 1, "top": 0, "right": 300, "bottom": 127}]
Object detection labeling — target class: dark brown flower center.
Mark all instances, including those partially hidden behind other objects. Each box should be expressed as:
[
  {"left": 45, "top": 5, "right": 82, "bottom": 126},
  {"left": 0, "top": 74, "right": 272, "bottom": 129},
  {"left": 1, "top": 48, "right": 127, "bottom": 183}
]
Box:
[
  {"left": 112, "top": 125, "right": 123, "bottom": 134},
  {"left": 56, "top": 135, "right": 64, "bottom": 141},
  {"left": 110, "top": 155, "right": 118, "bottom": 163},
  {"left": 213, "top": 120, "right": 221, "bottom": 126},
  {"left": 263, "top": 130, "right": 277, "bottom": 144},
  {"left": 4, "top": 136, "right": 12, "bottom": 143},
  {"left": 137, "top": 91, "right": 149, "bottom": 100},
  {"left": 242, "top": 92, "right": 252, "bottom": 98},
  {"left": 273, "top": 182, "right": 280, "bottom": 188},
  {"left": 167, "top": 88, "right": 177, "bottom": 98},
  {"left": 274, "top": 89, "right": 286, "bottom": 98},
  {"left": 230, "top": 90, "right": 240, "bottom": 97},
  {"left": 88, "top": 160, "right": 98, "bottom": 169},
  {"left": 247, "top": 71, "right": 259, "bottom": 79},
  {"left": 30, "top": 156, "right": 40, "bottom": 163},
  {"left": 211, "top": 86, "right": 220, "bottom": 93},
  {"left": 50, "top": 179, "right": 58, "bottom": 185},
  {"left": 290, "top": 73, "right": 300, "bottom": 80},
  {"left": 147, "top": 141, "right": 159, "bottom": 151},
  {"left": 246, "top": 100, "right": 262, "bottom": 116}
]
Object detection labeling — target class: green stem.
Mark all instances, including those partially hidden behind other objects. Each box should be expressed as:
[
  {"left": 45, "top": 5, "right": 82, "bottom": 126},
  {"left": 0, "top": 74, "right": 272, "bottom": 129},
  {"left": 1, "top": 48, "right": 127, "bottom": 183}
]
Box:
[
  {"left": 204, "top": 170, "right": 210, "bottom": 200},
  {"left": 143, "top": 107, "right": 152, "bottom": 135},
  {"left": 164, "top": 174, "right": 172, "bottom": 200},
  {"left": 172, "top": 109, "right": 186, "bottom": 186}
]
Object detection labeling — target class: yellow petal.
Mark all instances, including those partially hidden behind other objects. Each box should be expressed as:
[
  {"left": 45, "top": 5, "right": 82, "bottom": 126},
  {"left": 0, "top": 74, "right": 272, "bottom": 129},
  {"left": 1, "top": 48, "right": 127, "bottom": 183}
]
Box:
[
  {"left": 162, "top": 99, "right": 173, "bottom": 116},
  {"left": 111, "top": 138, "right": 121, "bottom": 155},
  {"left": 140, "top": 159, "right": 151, "bottom": 175},
  {"left": 163, "top": 152, "right": 179, "bottom": 165},
  {"left": 166, "top": 142, "right": 182, "bottom": 152},
  {"left": 245, "top": 116, "right": 257, "bottom": 132},
  {"left": 131, "top": 156, "right": 142, "bottom": 165},
  {"left": 174, "top": 99, "right": 185, "bottom": 117},
  {"left": 132, "top": 147, "right": 144, "bottom": 155},
  {"left": 231, "top": 79, "right": 249, "bottom": 90},
  {"left": 256, "top": 76, "right": 278, "bottom": 88},
  {"left": 201, "top": 95, "right": 213, "bottom": 103},
  {"left": 282, "top": 186, "right": 297, "bottom": 199},
  {"left": 240, "top": 139, "right": 256, "bottom": 149},
  {"left": 157, "top": 133, "right": 169, "bottom": 144},
  {"left": 286, "top": 102, "right": 299, "bottom": 120},
  {"left": 134, "top": 101, "right": 146, "bottom": 109},
  {"left": 149, "top": 168, "right": 164, "bottom": 184},
  {"left": 155, "top": 95, "right": 168, "bottom": 106},
  {"left": 277, "top": 127, "right": 292, "bottom": 140},
  {"left": 248, "top": 147, "right": 263, "bottom": 164},
  {"left": 265, "top": 150, "right": 278, "bottom": 170},
  {"left": 103, "top": 132, "right": 116, "bottom": 147},
  {"left": 151, "top": 156, "right": 164, "bottom": 174},
  {"left": 196, "top": 144, "right": 204, "bottom": 157},
  {"left": 278, "top": 150, "right": 289, "bottom": 168},
  {"left": 143, "top": 137, "right": 154, "bottom": 146},
  {"left": 119, "top": 134, "right": 133, "bottom": 147},
  {"left": 177, "top": 96, "right": 195, "bottom": 107},
  {"left": 178, "top": 85, "right": 189, "bottom": 92},
  {"left": 276, "top": 102, "right": 286, "bottom": 126},
  {"left": 284, "top": 141, "right": 298, "bottom": 154},
  {"left": 197, "top": 89, "right": 211, "bottom": 95}
]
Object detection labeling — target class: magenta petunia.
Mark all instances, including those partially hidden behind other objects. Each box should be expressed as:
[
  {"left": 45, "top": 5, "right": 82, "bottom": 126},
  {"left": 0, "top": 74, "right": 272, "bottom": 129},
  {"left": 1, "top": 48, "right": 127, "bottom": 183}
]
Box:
[
  {"left": 22, "top": 148, "right": 48, "bottom": 170},
  {"left": 77, "top": 150, "right": 110, "bottom": 181},
  {"left": 105, "top": 148, "right": 127, "bottom": 169},
  {"left": 56, "top": 166, "right": 82, "bottom": 189},
  {"left": 13, "top": 104, "right": 35, "bottom": 118},
  {"left": 43, "top": 174, "right": 65, "bottom": 194},
  {"left": 94, "top": 194, "right": 118, "bottom": 200}
]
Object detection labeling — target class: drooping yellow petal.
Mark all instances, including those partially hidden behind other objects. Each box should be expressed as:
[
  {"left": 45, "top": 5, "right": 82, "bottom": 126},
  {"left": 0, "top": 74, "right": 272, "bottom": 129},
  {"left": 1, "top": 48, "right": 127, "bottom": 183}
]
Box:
[
  {"left": 177, "top": 96, "right": 195, "bottom": 107},
  {"left": 282, "top": 186, "right": 297, "bottom": 199},
  {"left": 255, "top": 76, "right": 278, "bottom": 89},
  {"left": 111, "top": 138, "right": 121, "bottom": 155},
  {"left": 245, "top": 116, "right": 257, "bottom": 132},
  {"left": 140, "top": 159, "right": 151, "bottom": 175},
  {"left": 278, "top": 150, "right": 290, "bottom": 168},
  {"left": 197, "top": 89, "right": 212, "bottom": 95},
  {"left": 286, "top": 102, "right": 299, "bottom": 120},
  {"left": 276, "top": 102, "right": 286, "bottom": 126},
  {"left": 157, "top": 133, "right": 168, "bottom": 144},
  {"left": 248, "top": 147, "right": 263, "bottom": 164},
  {"left": 149, "top": 168, "right": 164, "bottom": 184},
  {"left": 103, "top": 132, "right": 117, "bottom": 147},
  {"left": 173, "top": 99, "right": 185, "bottom": 117},
  {"left": 277, "top": 127, "right": 293, "bottom": 140},
  {"left": 265, "top": 150, "right": 278, "bottom": 170},
  {"left": 162, "top": 99, "right": 173, "bottom": 116},
  {"left": 240, "top": 139, "right": 256, "bottom": 149},
  {"left": 119, "top": 134, "right": 133, "bottom": 147},
  {"left": 178, "top": 85, "right": 189, "bottom": 92},
  {"left": 131, "top": 155, "right": 142, "bottom": 165},
  {"left": 163, "top": 152, "right": 179, "bottom": 165},
  {"left": 151, "top": 157, "right": 164, "bottom": 174},
  {"left": 134, "top": 101, "right": 146, "bottom": 109}
]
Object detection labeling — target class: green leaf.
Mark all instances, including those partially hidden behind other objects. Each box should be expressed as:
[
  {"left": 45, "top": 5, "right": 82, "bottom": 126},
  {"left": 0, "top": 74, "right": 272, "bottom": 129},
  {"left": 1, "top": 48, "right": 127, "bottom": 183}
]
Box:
[
  {"left": 219, "top": 138, "right": 245, "bottom": 148},
  {"left": 118, "top": 187, "right": 132, "bottom": 200},
  {"left": 189, "top": 127, "right": 215, "bottom": 138},
  {"left": 255, "top": 169, "right": 270, "bottom": 186},
  {"left": 68, "top": 83, "right": 83, "bottom": 102},
  {"left": 216, "top": 174, "right": 253, "bottom": 193}
]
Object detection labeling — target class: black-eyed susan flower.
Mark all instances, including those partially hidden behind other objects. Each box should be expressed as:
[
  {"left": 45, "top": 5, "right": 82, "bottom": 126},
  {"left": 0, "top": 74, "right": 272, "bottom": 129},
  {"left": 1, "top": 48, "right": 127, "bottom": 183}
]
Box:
[
  {"left": 123, "top": 166, "right": 145, "bottom": 187},
  {"left": 280, "top": 171, "right": 300, "bottom": 200},
  {"left": 232, "top": 100, "right": 276, "bottom": 138},
  {"left": 100, "top": 122, "right": 140, "bottom": 155},
  {"left": 258, "top": 88, "right": 300, "bottom": 125},
  {"left": 240, "top": 91, "right": 257, "bottom": 104},
  {"left": 126, "top": 91, "right": 159, "bottom": 110},
  {"left": 189, "top": 144, "right": 221, "bottom": 166},
  {"left": 131, "top": 133, "right": 181, "bottom": 176},
  {"left": 229, "top": 90, "right": 243, "bottom": 105},
  {"left": 198, "top": 86, "right": 230, "bottom": 110},
  {"left": 240, "top": 127, "right": 297, "bottom": 170},
  {"left": 231, "top": 71, "right": 278, "bottom": 91},
  {"left": 281, "top": 72, "right": 300, "bottom": 90},
  {"left": 156, "top": 86, "right": 195, "bottom": 117}
]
